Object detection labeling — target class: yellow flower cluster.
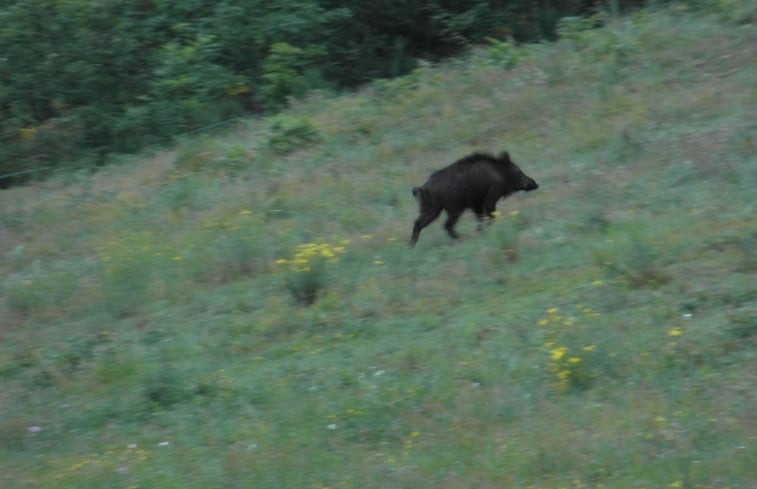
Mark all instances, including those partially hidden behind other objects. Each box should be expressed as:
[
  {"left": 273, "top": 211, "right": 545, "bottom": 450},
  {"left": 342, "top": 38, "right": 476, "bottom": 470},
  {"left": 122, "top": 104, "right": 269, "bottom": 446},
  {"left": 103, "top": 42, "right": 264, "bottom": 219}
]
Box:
[
  {"left": 545, "top": 341, "right": 585, "bottom": 391},
  {"left": 401, "top": 431, "right": 420, "bottom": 458},
  {"left": 537, "top": 304, "right": 601, "bottom": 328},
  {"left": 539, "top": 306, "right": 602, "bottom": 392},
  {"left": 275, "top": 239, "right": 349, "bottom": 272}
]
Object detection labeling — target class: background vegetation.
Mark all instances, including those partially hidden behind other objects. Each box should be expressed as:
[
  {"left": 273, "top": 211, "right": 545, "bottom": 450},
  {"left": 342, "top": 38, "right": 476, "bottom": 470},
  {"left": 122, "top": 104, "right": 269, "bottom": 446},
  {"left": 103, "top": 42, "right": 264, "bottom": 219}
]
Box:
[
  {"left": 1, "top": 3, "right": 756, "bottom": 488},
  {"left": 0, "top": 0, "right": 717, "bottom": 184}
]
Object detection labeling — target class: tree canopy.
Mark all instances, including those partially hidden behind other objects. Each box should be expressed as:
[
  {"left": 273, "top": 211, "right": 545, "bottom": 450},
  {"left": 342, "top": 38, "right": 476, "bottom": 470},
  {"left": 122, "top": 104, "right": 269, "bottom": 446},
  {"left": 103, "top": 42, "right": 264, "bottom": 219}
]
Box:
[{"left": 1, "top": 0, "right": 651, "bottom": 184}]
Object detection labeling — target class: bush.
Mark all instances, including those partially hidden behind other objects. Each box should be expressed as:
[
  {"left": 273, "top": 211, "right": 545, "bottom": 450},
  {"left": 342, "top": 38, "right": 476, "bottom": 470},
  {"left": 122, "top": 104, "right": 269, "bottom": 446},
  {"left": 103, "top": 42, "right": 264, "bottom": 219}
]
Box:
[
  {"left": 4, "top": 264, "right": 81, "bottom": 318},
  {"left": 143, "top": 365, "right": 190, "bottom": 410},
  {"left": 260, "top": 42, "right": 311, "bottom": 109},
  {"left": 595, "top": 232, "right": 671, "bottom": 289},
  {"left": 479, "top": 38, "right": 523, "bottom": 69},
  {"left": 266, "top": 115, "right": 321, "bottom": 154}
]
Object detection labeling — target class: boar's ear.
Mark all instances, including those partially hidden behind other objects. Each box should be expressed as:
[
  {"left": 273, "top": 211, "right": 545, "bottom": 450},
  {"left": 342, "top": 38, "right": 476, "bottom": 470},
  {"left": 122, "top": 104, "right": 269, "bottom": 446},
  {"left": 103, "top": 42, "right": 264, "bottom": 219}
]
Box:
[{"left": 498, "top": 151, "right": 511, "bottom": 163}]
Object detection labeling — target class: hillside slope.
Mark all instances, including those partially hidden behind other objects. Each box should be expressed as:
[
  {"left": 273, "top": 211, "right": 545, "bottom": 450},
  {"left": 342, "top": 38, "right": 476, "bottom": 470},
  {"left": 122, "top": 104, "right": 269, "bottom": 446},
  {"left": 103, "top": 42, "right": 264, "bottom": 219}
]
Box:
[{"left": 1, "top": 8, "right": 755, "bottom": 489}]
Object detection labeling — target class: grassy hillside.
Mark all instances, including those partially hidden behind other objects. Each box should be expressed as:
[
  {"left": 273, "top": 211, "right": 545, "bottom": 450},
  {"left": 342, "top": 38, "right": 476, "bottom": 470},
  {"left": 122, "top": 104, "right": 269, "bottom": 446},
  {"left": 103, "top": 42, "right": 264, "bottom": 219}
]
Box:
[{"left": 1, "top": 7, "right": 755, "bottom": 489}]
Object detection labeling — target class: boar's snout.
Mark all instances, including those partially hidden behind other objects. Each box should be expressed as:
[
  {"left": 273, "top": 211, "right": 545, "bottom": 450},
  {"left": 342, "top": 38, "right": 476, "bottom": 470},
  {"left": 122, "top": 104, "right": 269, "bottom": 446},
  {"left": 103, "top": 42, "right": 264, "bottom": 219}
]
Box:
[{"left": 522, "top": 175, "right": 539, "bottom": 192}]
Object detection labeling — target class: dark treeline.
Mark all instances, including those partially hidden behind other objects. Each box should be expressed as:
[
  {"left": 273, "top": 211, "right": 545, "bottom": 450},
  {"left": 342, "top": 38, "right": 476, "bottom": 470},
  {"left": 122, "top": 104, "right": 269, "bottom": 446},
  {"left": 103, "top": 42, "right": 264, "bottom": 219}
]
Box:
[{"left": 1, "top": 0, "right": 654, "bottom": 184}]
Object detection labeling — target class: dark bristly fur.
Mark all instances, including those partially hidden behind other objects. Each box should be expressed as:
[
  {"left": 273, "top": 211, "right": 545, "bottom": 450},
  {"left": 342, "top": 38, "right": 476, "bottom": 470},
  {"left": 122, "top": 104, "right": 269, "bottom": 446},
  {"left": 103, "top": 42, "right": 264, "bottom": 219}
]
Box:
[{"left": 409, "top": 151, "right": 538, "bottom": 247}]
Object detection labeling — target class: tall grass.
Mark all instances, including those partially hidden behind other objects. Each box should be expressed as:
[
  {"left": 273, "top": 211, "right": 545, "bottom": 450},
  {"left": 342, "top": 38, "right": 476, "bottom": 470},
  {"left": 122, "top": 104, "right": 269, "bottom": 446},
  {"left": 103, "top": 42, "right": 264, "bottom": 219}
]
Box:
[{"left": 1, "top": 7, "right": 755, "bottom": 489}]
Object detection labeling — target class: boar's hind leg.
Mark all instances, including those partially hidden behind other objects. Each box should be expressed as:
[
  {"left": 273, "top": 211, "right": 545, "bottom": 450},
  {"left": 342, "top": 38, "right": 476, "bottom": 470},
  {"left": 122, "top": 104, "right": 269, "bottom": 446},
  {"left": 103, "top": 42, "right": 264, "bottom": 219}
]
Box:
[
  {"left": 409, "top": 207, "right": 442, "bottom": 247},
  {"left": 443, "top": 209, "right": 463, "bottom": 240}
]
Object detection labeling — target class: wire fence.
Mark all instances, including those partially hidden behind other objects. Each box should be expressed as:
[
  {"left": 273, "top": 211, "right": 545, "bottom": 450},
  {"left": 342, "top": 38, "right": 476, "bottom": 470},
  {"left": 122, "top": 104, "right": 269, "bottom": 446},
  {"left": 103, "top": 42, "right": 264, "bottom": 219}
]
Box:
[
  {"left": 0, "top": 116, "right": 246, "bottom": 184},
  {"left": 0, "top": 166, "right": 54, "bottom": 181}
]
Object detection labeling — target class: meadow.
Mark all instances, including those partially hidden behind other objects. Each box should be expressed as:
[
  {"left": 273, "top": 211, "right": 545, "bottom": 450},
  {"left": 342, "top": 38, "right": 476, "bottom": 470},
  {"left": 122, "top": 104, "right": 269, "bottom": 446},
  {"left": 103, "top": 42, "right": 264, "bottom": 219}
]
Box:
[{"left": 1, "top": 6, "right": 755, "bottom": 488}]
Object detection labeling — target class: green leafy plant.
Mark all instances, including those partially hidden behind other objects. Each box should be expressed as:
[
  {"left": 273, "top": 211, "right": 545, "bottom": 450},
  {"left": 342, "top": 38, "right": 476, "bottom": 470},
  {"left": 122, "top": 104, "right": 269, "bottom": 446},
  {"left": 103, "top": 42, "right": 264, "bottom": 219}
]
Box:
[
  {"left": 481, "top": 38, "right": 522, "bottom": 69},
  {"left": 266, "top": 115, "right": 321, "bottom": 154},
  {"left": 260, "top": 42, "right": 310, "bottom": 109}
]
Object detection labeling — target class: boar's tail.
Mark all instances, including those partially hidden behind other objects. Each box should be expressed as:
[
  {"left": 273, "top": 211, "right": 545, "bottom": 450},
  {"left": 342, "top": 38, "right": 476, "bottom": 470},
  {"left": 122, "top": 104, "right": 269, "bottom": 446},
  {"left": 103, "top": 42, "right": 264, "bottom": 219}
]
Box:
[{"left": 412, "top": 186, "right": 431, "bottom": 202}]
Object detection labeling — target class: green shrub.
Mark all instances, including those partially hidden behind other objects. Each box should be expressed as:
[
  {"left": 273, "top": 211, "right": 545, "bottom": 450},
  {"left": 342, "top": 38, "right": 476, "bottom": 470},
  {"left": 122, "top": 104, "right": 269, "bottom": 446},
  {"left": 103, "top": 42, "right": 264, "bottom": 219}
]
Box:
[
  {"left": 480, "top": 38, "right": 523, "bottom": 69},
  {"left": 266, "top": 115, "right": 321, "bottom": 154},
  {"left": 260, "top": 42, "right": 310, "bottom": 109},
  {"left": 176, "top": 210, "right": 269, "bottom": 285},
  {"left": 208, "top": 226, "right": 270, "bottom": 283},
  {"left": 173, "top": 137, "right": 222, "bottom": 172},
  {"left": 4, "top": 264, "right": 80, "bottom": 318},
  {"left": 595, "top": 231, "right": 671, "bottom": 289},
  {"left": 557, "top": 14, "right": 634, "bottom": 63},
  {"left": 680, "top": 0, "right": 757, "bottom": 24},
  {"left": 143, "top": 364, "right": 190, "bottom": 410},
  {"left": 219, "top": 145, "right": 255, "bottom": 172}
]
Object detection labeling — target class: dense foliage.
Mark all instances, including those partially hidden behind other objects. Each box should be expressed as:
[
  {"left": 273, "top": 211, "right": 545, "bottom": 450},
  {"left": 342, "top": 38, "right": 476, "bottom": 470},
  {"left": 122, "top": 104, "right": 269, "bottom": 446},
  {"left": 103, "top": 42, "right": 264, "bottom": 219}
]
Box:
[{"left": 0, "top": 0, "right": 664, "bottom": 184}]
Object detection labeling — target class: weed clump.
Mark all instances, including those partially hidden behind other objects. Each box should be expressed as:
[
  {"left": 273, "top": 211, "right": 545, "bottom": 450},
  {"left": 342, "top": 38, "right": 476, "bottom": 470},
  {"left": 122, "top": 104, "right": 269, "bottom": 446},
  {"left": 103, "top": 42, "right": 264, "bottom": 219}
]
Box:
[
  {"left": 538, "top": 306, "right": 612, "bottom": 393},
  {"left": 275, "top": 239, "right": 348, "bottom": 305},
  {"left": 266, "top": 115, "right": 320, "bottom": 154},
  {"left": 595, "top": 233, "right": 670, "bottom": 289},
  {"left": 142, "top": 365, "right": 190, "bottom": 410},
  {"left": 97, "top": 230, "right": 158, "bottom": 318}
]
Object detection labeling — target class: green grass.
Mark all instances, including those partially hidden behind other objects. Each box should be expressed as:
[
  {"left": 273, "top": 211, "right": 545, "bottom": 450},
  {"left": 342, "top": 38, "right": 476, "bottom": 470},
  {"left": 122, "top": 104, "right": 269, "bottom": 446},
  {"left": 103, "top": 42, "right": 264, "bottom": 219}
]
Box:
[{"left": 2, "top": 7, "right": 756, "bottom": 489}]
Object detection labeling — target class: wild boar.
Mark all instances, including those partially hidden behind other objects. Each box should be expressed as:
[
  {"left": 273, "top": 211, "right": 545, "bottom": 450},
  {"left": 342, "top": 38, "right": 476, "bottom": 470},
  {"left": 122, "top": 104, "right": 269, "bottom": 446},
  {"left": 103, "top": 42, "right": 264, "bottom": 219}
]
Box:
[{"left": 409, "top": 151, "right": 538, "bottom": 247}]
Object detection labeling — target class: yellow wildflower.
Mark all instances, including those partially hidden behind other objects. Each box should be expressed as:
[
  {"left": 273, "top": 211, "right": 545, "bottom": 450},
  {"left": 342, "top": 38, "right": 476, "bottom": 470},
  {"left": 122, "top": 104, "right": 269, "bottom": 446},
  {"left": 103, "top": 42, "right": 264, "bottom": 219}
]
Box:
[
  {"left": 19, "top": 127, "right": 37, "bottom": 140},
  {"left": 551, "top": 347, "right": 567, "bottom": 361}
]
